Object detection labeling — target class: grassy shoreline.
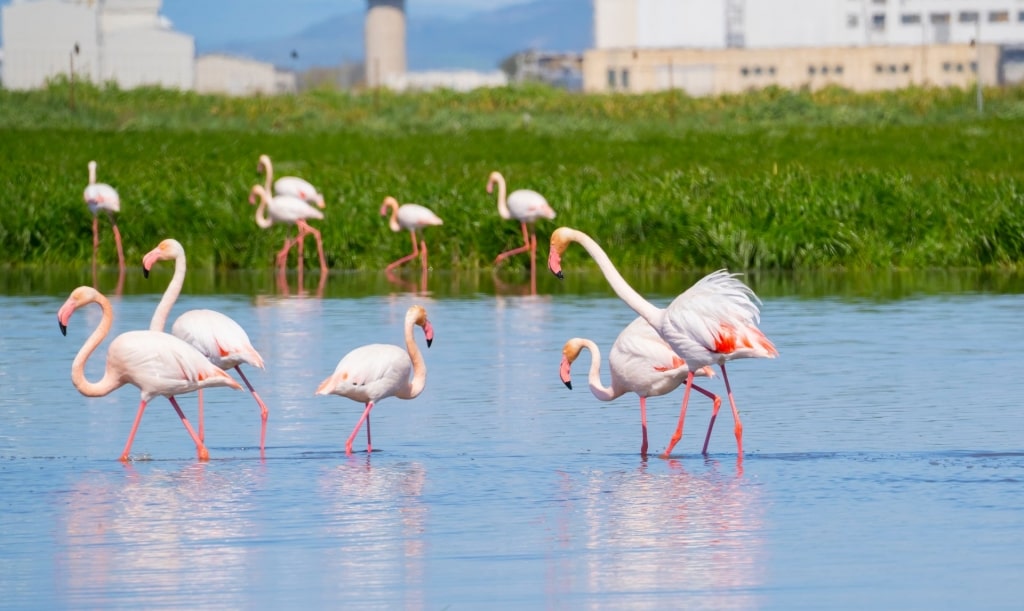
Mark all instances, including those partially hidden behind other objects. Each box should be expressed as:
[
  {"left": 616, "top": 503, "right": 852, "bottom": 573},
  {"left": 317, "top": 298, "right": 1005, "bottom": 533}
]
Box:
[{"left": 2, "top": 81, "right": 1023, "bottom": 271}]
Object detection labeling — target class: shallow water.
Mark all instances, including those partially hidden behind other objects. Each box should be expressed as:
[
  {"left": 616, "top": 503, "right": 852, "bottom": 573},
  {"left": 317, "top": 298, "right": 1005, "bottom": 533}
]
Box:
[{"left": 1, "top": 267, "right": 1023, "bottom": 609}]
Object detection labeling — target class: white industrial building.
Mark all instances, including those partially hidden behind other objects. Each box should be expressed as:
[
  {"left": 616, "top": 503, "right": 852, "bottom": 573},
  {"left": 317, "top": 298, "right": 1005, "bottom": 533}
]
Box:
[
  {"left": 195, "top": 54, "right": 297, "bottom": 96},
  {"left": 1, "top": 0, "right": 194, "bottom": 90}
]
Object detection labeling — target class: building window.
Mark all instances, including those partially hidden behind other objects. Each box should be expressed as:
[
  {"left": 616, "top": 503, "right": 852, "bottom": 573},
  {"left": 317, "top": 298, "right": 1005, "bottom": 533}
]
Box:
[
  {"left": 821, "top": 65, "right": 830, "bottom": 75},
  {"left": 768, "top": 66, "right": 776, "bottom": 76},
  {"left": 1019, "top": 11, "right": 1024, "bottom": 23},
  {"left": 871, "top": 0, "right": 886, "bottom": 4},
  {"left": 741, "top": 66, "right": 750, "bottom": 76},
  {"left": 970, "top": 61, "right": 978, "bottom": 73},
  {"left": 835, "top": 65, "right": 844, "bottom": 75},
  {"left": 942, "top": 61, "right": 952, "bottom": 72},
  {"left": 888, "top": 64, "right": 898, "bottom": 73},
  {"left": 902, "top": 63, "right": 910, "bottom": 73},
  {"left": 808, "top": 65, "right": 817, "bottom": 76},
  {"left": 901, "top": 14, "right": 921, "bottom": 25},
  {"left": 875, "top": 64, "right": 884, "bottom": 74},
  {"left": 871, "top": 13, "right": 886, "bottom": 29},
  {"left": 753, "top": 66, "right": 763, "bottom": 75},
  {"left": 958, "top": 11, "right": 978, "bottom": 23},
  {"left": 847, "top": 14, "right": 859, "bottom": 27},
  {"left": 955, "top": 63, "right": 964, "bottom": 72},
  {"left": 620, "top": 69, "right": 630, "bottom": 89},
  {"left": 607, "top": 69, "right": 616, "bottom": 88},
  {"left": 989, "top": 11, "right": 1009, "bottom": 23},
  {"left": 930, "top": 13, "right": 950, "bottom": 24}
]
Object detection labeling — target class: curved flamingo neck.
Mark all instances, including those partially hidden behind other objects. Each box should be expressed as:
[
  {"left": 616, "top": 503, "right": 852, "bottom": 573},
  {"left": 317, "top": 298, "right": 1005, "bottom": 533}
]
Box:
[
  {"left": 252, "top": 186, "right": 273, "bottom": 229},
  {"left": 87, "top": 162, "right": 97, "bottom": 185},
  {"left": 398, "top": 317, "right": 427, "bottom": 399},
  {"left": 576, "top": 339, "right": 617, "bottom": 401},
  {"left": 150, "top": 249, "right": 186, "bottom": 332},
  {"left": 262, "top": 157, "right": 273, "bottom": 193},
  {"left": 489, "top": 172, "right": 510, "bottom": 220},
  {"left": 562, "top": 228, "right": 663, "bottom": 327},
  {"left": 70, "top": 293, "right": 123, "bottom": 398},
  {"left": 384, "top": 199, "right": 401, "bottom": 232}
]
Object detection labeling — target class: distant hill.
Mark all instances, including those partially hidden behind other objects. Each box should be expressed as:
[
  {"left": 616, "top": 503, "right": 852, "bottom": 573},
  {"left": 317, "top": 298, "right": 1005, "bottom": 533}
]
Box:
[{"left": 205, "top": 0, "right": 593, "bottom": 71}]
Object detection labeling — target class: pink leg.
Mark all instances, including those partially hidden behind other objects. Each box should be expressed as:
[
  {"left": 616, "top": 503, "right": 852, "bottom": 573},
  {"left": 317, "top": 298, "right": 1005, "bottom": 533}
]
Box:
[
  {"left": 109, "top": 215, "right": 125, "bottom": 273},
  {"left": 419, "top": 239, "right": 429, "bottom": 273},
  {"left": 296, "top": 221, "right": 328, "bottom": 274},
  {"left": 690, "top": 384, "right": 723, "bottom": 455},
  {"left": 529, "top": 233, "right": 538, "bottom": 295},
  {"left": 719, "top": 364, "right": 744, "bottom": 457},
  {"left": 92, "top": 216, "right": 100, "bottom": 272},
  {"left": 495, "top": 222, "right": 532, "bottom": 265},
  {"left": 661, "top": 371, "right": 695, "bottom": 458},
  {"left": 345, "top": 401, "right": 375, "bottom": 455},
  {"left": 366, "top": 413, "right": 372, "bottom": 454},
  {"left": 119, "top": 398, "right": 150, "bottom": 462},
  {"left": 235, "top": 366, "right": 269, "bottom": 452},
  {"left": 168, "top": 396, "right": 210, "bottom": 461},
  {"left": 275, "top": 236, "right": 296, "bottom": 269},
  {"left": 385, "top": 231, "right": 421, "bottom": 272},
  {"left": 639, "top": 396, "right": 649, "bottom": 456},
  {"left": 296, "top": 227, "right": 305, "bottom": 271},
  {"left": 197, "top": 388, "right": 205, "bottom": 443}
]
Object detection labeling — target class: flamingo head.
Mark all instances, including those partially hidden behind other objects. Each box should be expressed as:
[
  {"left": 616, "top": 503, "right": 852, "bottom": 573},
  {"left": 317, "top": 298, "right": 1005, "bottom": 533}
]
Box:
[
  {"left": 380, "top": 196, "right": 398, "bottom": 217},
  {"left": 408, "top": 305, "right": 433, "bottom": 348},
  {"left": 57, "top": 285, "right": 100, "bottom": 336},
  {"left": 249, "top": 184, "right": 265, "bottom": 205},
  {"left": 548, "top": 227, "right": 574, "bottom": 280},
  {"left": 315, "top": 193, "right": 326, "bottom": 209},
  {"left": 559, "top": 339, "right": 585, "bottom": 390},
  {"left": 486, "top": 171, "right": 503, "bottom": 195},
  {"left": 142, "top": 238, "right": 184, "bottom": 278},
  {"left": 256, "top": 154, "right": 270, "bottom": 175}
]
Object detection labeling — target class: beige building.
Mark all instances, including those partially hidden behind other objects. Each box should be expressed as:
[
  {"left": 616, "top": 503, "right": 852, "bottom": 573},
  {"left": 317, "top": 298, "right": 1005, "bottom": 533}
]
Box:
[
  {"left": 195, "top": 54, "right": 296, "bottom": 96},
  {"left": 584, "top": 43, "right": 1002, "bottom": 95}
]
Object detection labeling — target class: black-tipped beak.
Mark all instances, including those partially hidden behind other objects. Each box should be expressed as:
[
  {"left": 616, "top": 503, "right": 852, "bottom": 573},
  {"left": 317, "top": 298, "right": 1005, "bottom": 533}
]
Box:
[
  {"left": 143, "top": 266, "right": 149, "bottom": 279},
  {"left": 59, "top": 322, "right": 67, "bottom": 336},
  {"left": 563, "top": 379, "right": 572, "bottom": 390},
  {"left": 555, "top": 270, "right": 564, "bottom": 280},
  {"left": 426, "top": 338, "right": 433, "bottom": 348}
]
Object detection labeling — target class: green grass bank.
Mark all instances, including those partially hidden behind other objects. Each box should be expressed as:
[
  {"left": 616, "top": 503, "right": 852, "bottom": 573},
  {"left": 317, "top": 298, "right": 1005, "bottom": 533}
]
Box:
[{"left": 2, "top": 80, "right": 1023, "bottom": 271}]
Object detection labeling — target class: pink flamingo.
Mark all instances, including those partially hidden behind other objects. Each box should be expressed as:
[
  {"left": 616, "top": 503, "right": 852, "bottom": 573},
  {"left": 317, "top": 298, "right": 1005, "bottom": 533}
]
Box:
[
  {"left": 548, "top": 227, "right": 778, "bottom": 458},
  {"left": 83, "top": 160, "right": 125, "bottom": 273},
  {"left": 487, "top": 171, "right": 556, "bottom": 276},
  {"left": 380, "top": 196, "right": 444, "bottom": 273},
  {"left": 57, "top": 285, "right": 241, "bottom": 461},
  {"left": 560, "top": 317, "right": 722, "bottom": 456},
  {"left": 143, "top": 238, "right": 270, "bottom": 452},
  {"left": 315, "top": 305, "right": 433, "bottom": 455},
  {"left": 248, "top": 184, "right": 327, "bottom": 274},
  {"left": 257, "top": 154, "right": 326, "bottom": 270}
]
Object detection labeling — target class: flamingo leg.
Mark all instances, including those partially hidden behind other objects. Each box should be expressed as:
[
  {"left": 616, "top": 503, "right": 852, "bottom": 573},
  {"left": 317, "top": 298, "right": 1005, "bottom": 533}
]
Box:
[
  {"left": 197, "top": 388, "right": 205, "bottom": 443},
  {"left": 295, "top": 220, "right": 327, "bottom": 274},
  {"left": 385, "top": 231, "right": 421, "bottom": 272},
  {"left": 719, "top": 364, "right": 744, "bottom": 457},
  {"left": 529, "top": 233, "right": 538, "bottom": 295},
  {"left": 366, "top": 413, "right": 372, "bottom": 454},
  {"left": 275, "top": 236, "right": 297, "bottom": 270},
  {"left": 92, "top": 216, "right": 100, "bottom": 272},
  {"left": 639, "top": 396, "right": 649, "bottom": 457},
  {"left": 168, "top": 395, "right": 210, "bottom": 461},
  {"left": 689, "top": 383, "right": 723, "bottom": 455},
  {"left": 661, "top": 371, "right": 696, "bottom": 458},
  {"left": 419, "top": 238, "right": 429, "bottom": 273},
  {"left": 495, "top": 221, "right": 532, "bottom": 265},
  {"left": 108, "top": 213, "right": 125, "bottom": 273},
  {"left": 345, "top": 401, "right": 375, "bottom": 455},
  {"left": 119, "top": 398, "right": 150, "bottom": 462},
  {"left": 296, "top": 227, "right": 305, "bottom": 271},
  {"left": 235, "top": 366, "right": 269, "bottom": 452}
]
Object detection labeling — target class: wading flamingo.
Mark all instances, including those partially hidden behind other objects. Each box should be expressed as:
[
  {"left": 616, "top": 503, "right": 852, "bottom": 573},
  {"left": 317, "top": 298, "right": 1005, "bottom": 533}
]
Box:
[
  {"left": 143, "top": 238, "right": 270, "bottom": 452},
  {"left": 57, "top": 285, "right": 241, "bottom": 461},
  {"left": 257, "top": 154, "right": 326, "bottom": 269},
  {"left": 83, "top": 160, "right": 125, "bottom": 273},
  {"left": 487, "top": 171, "right": 555, "bottom": 273},
  {"left": 315, "top": 305, "right": 433, "bottom": 455},
  {"left": 249, "top": 184, "right": 327, "bottom": 274},
  {"left": 548, "top": 227, "right": 778, "bottom": 458},
  {"left": 380, "top": 196, "right": 443, "bottom": 273},
  {"left": 560, "top": 317, "right": 722, "bottom": 456}
]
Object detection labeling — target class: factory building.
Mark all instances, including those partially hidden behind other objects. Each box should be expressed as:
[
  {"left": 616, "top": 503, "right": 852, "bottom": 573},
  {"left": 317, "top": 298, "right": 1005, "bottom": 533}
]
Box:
[{"left": 365, "top": 0, "right": 407, "bottom": 88}]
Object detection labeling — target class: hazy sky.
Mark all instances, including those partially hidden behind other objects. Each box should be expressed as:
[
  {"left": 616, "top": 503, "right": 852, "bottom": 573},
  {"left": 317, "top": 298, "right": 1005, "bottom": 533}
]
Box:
[{"left": 0, "top": 0, "right": 535, "bottom": 47}]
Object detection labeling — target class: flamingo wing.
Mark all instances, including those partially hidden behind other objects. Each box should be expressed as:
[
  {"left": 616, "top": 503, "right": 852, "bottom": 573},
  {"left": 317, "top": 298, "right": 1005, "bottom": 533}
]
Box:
[
  {"left": 610, "top": 318, "right": 691, "bottom": 398},
  {"left": 275, "top": 176, "right": 323, "bottom": 205},
  {"left": 84, "top": 183, "right": 121, "bottom": 214},
  {"left": 172, "top": 309, "right": 265, "bottom": 370},
  {"left": 268, "top": 194, "right": 324, "bottom": 224},
  {"left": 108, "top": 331, "right": 239, "bottom": 402},
  {"left": 397, "top": 204, "right": 443, "bottom": 230},
  {"left": 317, "top": 344, "right": 412, "bottom": 403},
  {"left": 507, "top": 189, "right": 555, "bottom": 223}
]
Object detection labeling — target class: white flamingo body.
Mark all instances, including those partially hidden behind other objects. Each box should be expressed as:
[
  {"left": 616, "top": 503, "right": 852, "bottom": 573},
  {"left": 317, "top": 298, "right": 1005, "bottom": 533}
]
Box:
[
  {"left": 249, "top": 184, "right": 327, "bottom": 273},
  {"left": 380, "top": 196, "right": 443, "bottom": 273},
  {"left": 504, "top": 188, "right": 555, "bottom": 224},
  {"left": 257, "top": 154, "right": 326, "bottom": 208},
  {"left": 561, "top": 317, "right": 721, "bottom": 455},
  {"left": 263, "top": 192, "right": 325, "bottom": 225},
  {"left": 316, "top": 305, "right": 433, "bottom": 455},
  {"left": 487, "top": 171, "right": 554, "bottom": 288},
  {"left": 549, "top": 227, "right": 777, "bottom": 457},
  {"left": 83, "top": 160, "right": 125, "bottom": 272},
  {"left": 143, "top": 239, "right": 270, "bottom": 451},
  {"left": 57, "top": 286, "right": 240, "bottom": 461}
]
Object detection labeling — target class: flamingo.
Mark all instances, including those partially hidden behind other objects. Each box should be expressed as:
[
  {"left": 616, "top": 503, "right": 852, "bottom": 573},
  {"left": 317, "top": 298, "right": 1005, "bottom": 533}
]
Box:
[
  {"left": 548, "top": 227, "right": 778, "bottom": 458},
  {"left": 248, "top": 184, "right": 328, "bottom": 274},
  {"left": 143, "top": 238, "right": 270, "bottom": 452},
  {"left": 487, "top": 171, "right": 555, "bottom": 274},
  {"left": 315, "top": 305, "right": 433, "bottom": 455},
  {"left": 257, "top": 154, "right": 326, "bottom": 270},
  {"left": 379, "top": 196, "right": 444, "bottom": 273},
  {"left": 560, "top": 317, "right": 722, "bottom": 456},
  {"left": 83, "top": 160, "right": 126, "bottom": 273},
  {"left": 57, "top": 285, "right": 241, "bottom": 461}
]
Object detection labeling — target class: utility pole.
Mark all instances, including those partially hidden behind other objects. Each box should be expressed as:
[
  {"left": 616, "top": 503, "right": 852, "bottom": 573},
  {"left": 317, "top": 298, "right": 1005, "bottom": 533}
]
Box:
[{"left": 69, "top": 43, "right": 79, "bottom": 110}]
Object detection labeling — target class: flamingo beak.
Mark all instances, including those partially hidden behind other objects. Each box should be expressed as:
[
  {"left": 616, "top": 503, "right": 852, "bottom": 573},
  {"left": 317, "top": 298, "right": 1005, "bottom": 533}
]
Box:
[{"left": 59, "top": 321, "right": 67, "bottom": 336}]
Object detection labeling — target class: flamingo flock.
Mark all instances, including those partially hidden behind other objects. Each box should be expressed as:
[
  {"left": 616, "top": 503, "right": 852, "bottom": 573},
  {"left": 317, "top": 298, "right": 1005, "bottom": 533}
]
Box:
[{"left": 62, "top": 157, "right": 776, "bottom": 461}]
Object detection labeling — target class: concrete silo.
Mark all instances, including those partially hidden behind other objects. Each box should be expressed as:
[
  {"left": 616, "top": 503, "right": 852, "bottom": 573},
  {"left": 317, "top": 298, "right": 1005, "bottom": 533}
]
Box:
[{"left": 365, "top": 0, "right": 406, "bottom": 88}]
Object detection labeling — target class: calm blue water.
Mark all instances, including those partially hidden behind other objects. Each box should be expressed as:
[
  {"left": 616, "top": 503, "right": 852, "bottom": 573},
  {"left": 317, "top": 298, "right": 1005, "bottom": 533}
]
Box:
[{"left": 1, "top": 269, "right": 1022, "bottom": 609}]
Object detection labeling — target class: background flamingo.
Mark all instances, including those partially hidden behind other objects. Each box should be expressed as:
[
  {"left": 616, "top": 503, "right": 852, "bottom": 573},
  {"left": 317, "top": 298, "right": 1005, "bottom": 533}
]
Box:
[
  {"left": 380, "top": 196, "right": 443, "bottom": 273},
  {"left": 315, "top": 305, "right": 433, "bottom": 455},
  {"left": 560, "top": 317, "right": 722, "bottom": 456},
  {"left": 249, "top": 184, "right": 327, "bottom": 274},
  {"left": 549, "top": 227, "right": 777, "bottom": 458},
  {"left": 83, "top": 160, "right": 125, "bottom": 273},
  {"left": 57, "top": 285, "right": 241, "bottom": 461},
  {"left": 143, "top": 238, "right": 270, "bottom": 452},
  {"left": 257, "top": 154, "right": 326, "bottom": 270},
  {"left": 487, "top": 171, "right": 556, "bottom": 276}
]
